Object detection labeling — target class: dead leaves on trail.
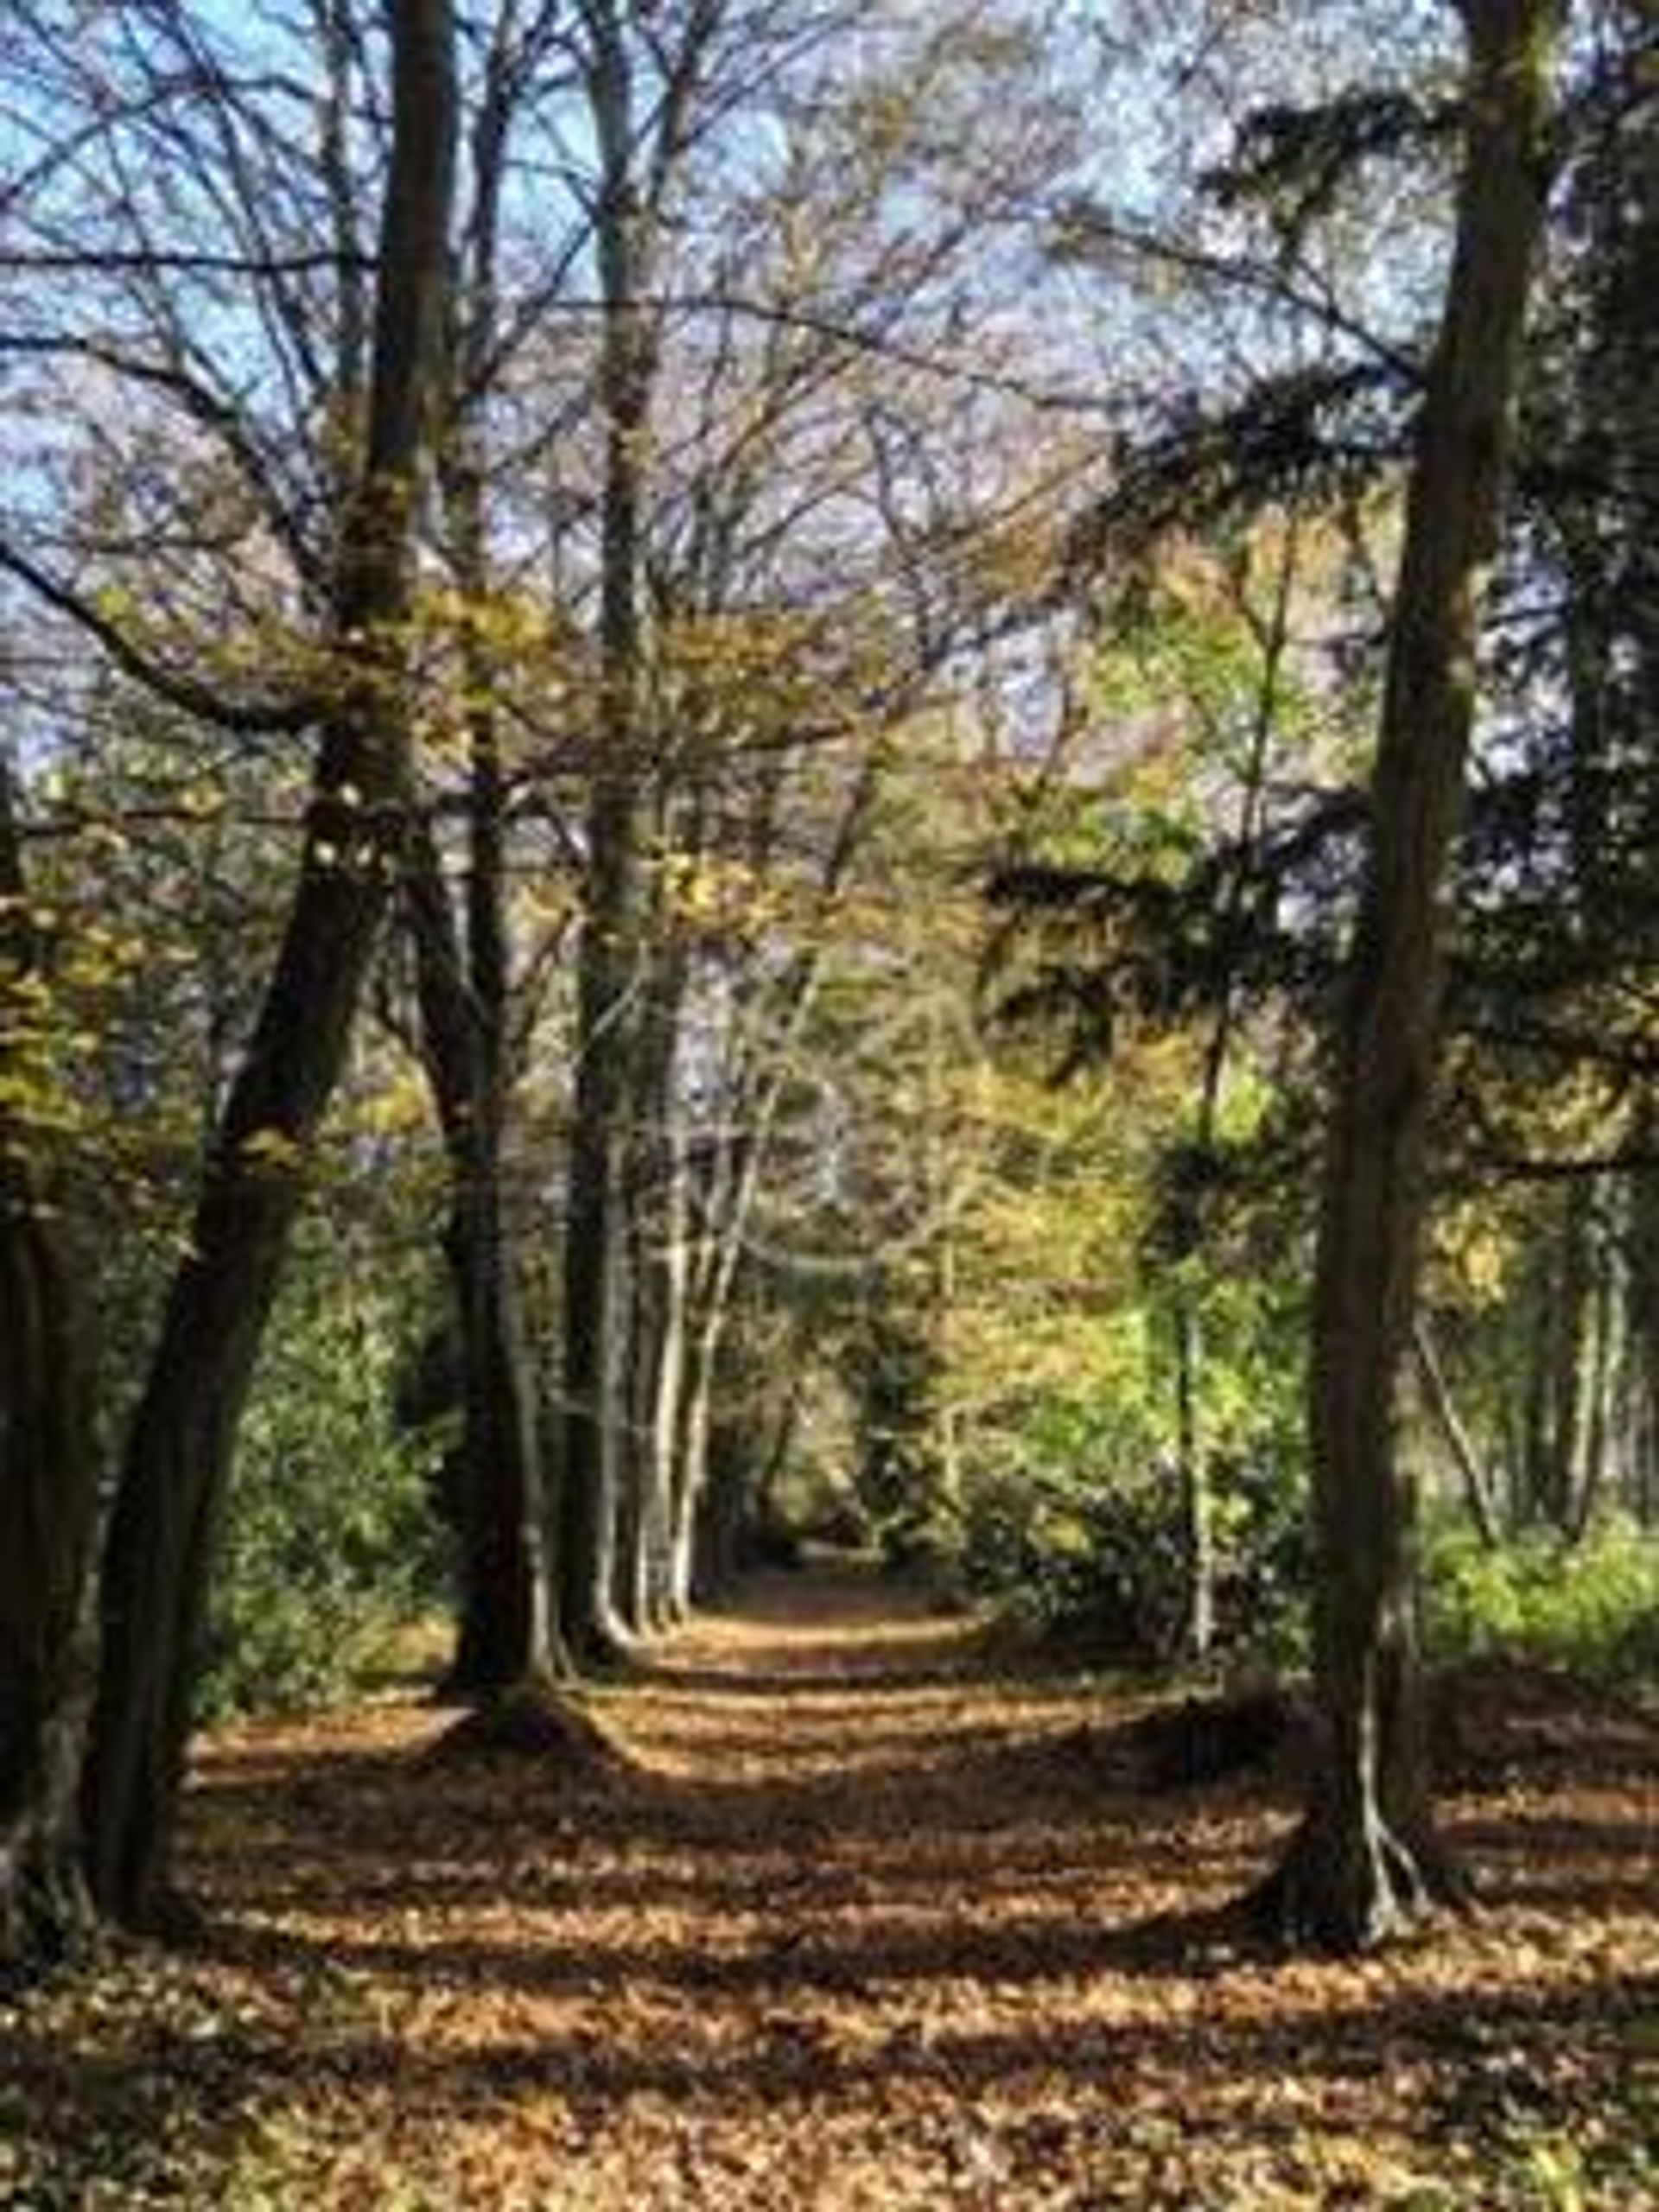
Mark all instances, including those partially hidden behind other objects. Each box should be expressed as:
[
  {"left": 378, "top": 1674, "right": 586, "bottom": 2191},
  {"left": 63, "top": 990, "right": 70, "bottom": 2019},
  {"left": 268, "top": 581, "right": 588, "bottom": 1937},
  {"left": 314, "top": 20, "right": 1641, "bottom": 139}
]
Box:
[{"left": 2, "top": 1570, "right": 1656, "bottom": 2209}]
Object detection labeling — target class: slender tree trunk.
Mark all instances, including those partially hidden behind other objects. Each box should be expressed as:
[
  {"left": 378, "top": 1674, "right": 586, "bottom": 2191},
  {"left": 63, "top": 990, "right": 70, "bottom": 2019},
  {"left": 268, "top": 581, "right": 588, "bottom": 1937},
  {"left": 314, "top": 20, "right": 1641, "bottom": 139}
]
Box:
[
  {"left": 1173, "top": 1294, "right": 1215, "bottom": 1660},
  {"left": 560, "top": 6, "right": 652, "bottom": 1668},
  {"left": 1547, "top": 1191, "right": 1590, "bottom": 1529},
  {"left": 669, "top": 1158, "right": 767, "bottom": 1619},
  {"left": 613, "top": 1156, "right": 664, "bottom": 1636},
  {"left": 670, "top": 1330, "right": 716, "bottom": 1621},
  {"left": 1521, "top": 1245, "right": 1554, "bottom": 1522},
  {"left": 612, "top": 1254, "right": 651, "bottom": 1635},
  {"left": 613, "top": 941, "right": 688, "bottom": 1635},
  {"left": 651, "top": 747, "right": 875, "bottom": 1613},
  {"left": 80, "top": 0, "right": 458, "bottom": 1932},
  {"left": 1254, "top": 0, "right": 1558, "bottom": 1953},
  {"left": 642, "top": 1088, "right": 692, "bottom": 1627},
  {"left": 1172, "top": 524, "right": 1297, "bottom": 1662},
  {"left": 558, "top": 0, "right": 723, "bottom": 1664},
  {"left": 0, "top": 765, "right": 99, "bottom": 1975},
  {"left": 664, "top": 1026, "right": 806, "bottom": 1616},
  {"left": 1412, "top": 1320, "right": 1502, "bottom": 1548},
  {"left": 1569, "top": 1190, "right": 1618, "bottom": 1541},
  {"left": 560, "top": 762, "right": 640, "bottom": 1661},
  {"left": 1630, "top": 1147, "right": 1659, "bottom": 1523}
]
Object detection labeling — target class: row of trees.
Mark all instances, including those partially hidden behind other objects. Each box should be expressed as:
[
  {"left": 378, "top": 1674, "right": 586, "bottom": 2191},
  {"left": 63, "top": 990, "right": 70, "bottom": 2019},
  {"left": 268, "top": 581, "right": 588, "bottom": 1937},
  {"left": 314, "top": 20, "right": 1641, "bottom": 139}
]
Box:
[
  {"left": 3, "top": 0, "right": 460, "bottom": 1952},
  {"left": 1, "top": 0, "right": 1652, "bottom": 1967},
  {"left": 1, "top": 0, "right": 1093, "bottom": 1957}
]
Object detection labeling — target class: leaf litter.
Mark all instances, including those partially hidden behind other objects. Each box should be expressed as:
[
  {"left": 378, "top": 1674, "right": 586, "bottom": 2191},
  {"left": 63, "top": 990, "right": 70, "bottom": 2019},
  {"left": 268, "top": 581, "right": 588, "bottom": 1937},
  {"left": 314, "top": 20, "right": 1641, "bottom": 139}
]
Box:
[{"left": 1, "top": 1567, "right": 1654, "bottom": 2209}]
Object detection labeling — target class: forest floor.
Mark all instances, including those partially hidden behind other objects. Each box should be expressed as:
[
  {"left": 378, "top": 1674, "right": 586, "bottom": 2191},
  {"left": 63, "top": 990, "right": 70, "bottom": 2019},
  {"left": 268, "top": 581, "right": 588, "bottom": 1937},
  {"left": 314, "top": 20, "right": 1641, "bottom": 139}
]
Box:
[{"left": 3, "top": 1565, "right": 1656, "bottom": 2210}]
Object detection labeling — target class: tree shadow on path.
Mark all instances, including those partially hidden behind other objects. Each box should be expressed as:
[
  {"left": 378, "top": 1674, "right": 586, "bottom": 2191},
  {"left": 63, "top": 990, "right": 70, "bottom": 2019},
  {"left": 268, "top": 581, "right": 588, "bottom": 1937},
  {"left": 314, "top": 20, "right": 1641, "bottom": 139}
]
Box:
[{"left": 8, "top": 1564, "right": 1654, "bottom": 2209}]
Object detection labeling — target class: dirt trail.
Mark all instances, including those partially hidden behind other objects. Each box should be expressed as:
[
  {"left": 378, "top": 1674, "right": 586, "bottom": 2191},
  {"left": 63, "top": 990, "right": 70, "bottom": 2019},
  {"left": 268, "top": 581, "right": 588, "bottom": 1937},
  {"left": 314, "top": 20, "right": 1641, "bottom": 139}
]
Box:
[{"left": 3, "top": 1567, "right": 1656, "bottom": 2209}]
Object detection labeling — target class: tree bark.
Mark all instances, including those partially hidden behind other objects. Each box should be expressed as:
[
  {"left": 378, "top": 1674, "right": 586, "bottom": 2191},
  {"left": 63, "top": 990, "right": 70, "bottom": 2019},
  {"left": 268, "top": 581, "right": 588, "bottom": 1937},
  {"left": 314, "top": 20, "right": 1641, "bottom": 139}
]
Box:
[
  {"left": 1546, "top": 1190, "right": 1590, "bottom": 1528},
  {"left": 407, "top": 817, "right": 556, "bottom": 1690},
  {"left": 413, "top": 0, "right": 559, "bottom": 1697},
  {"left": 613, "top": 937, "right": 689, "bottom": 1634},
  {"left": 560, "top": 2, "right": 655, "bottom": 1668},
  {"left": 1412, "top": 1319, "right": 1502, "bottom": 1548},
  {"left": 0, "top": 764, "right": 100, "bottom": 1976},
  {"left": 79, "top": 0, "right": 458, "bottom": 1932},
  {"left": 1255, "top": 0, "right": 1559, "bottom": 1953}
]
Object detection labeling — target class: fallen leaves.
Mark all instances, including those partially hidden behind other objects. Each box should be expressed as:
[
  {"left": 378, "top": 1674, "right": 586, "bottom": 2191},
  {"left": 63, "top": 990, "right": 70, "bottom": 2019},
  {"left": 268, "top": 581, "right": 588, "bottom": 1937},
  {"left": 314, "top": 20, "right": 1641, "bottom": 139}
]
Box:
[{"left": 1, "top": 1569, "right": 1655, "bottom": 2208}]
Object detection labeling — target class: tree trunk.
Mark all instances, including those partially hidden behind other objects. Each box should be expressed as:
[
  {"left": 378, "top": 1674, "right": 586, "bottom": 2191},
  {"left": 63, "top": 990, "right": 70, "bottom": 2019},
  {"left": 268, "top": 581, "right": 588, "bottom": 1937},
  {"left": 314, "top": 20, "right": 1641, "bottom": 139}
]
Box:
[
  {"left": 79, "top": 0, "right": 458, "bottom": 1933},
  {"left": 611, "top": 1248, "right": 651, "bottom": 1636},
  {"left": 407, "top": 821, "right": 556, "bottom": 1691},
  {"left": 556, "top": 0, "right": 725, "bottom": 1663},
  {"left": 1254, "top": 0, "right": 1558, "bottom": 1954},
  {"left": 640, "top": 1084, "right": 692, "bottom": 1628},
  {"left": 1546, "top": 1190, "right": 1590, "bottom": 1529},
  {"left": 1173, "top": 1288, "right": 1216, "bottom": 1662},
  {"left": 560, "top": 767, "right": 640, "bottom": 1664},
  {"left": 1568, "top": 1188, "right": 1618, "bottom": 1541},
  {"left": 1521, "top": 1244, "right": 1554, "bottom": 1522},
  {"left": 696, "top": 1418, "right": 752, "bottom": 1605},
  {"left": 0, "top": 765, "right": 99, "bottom": 1976},
  {"left": 1172, "top": 524, "right": 1296, "bottom": 1663},
  {"left": 1412, "top": 1320, "right": 1501, "bottom": 1548},
  {"left": 1630, "top": 1146, "right": 1659, "bottom": 1523},
  {"left": 559, "top": 5, "right": 652, "bottom": 1668},
  {"left": 407, "top": 1, "right": 556, "bottom": 1696},
  {"left": 670, "top": 1331, "right": 715, "bottom": 1622}
]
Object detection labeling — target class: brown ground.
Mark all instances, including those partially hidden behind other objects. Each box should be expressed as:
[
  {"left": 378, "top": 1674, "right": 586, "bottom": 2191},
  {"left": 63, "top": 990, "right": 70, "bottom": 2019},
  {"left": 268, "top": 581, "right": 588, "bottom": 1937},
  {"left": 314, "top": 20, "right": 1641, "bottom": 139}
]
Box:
[{"left": 3, "top": 1567, "right": 1656, "bottom": 2209}]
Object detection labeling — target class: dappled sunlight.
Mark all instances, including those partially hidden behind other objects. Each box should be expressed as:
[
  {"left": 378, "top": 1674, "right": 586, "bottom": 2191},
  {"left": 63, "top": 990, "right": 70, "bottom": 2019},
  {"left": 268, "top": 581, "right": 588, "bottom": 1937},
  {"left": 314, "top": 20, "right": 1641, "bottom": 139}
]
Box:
[{"left": 5, "top": 1569, "right": 1654, "bottom": 2209}]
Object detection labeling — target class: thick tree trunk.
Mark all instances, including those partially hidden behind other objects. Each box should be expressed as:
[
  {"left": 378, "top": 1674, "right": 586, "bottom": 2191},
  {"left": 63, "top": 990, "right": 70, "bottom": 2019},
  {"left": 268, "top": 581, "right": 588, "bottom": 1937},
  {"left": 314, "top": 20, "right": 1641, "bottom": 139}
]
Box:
[
  {"left": 695, "top": 1421, "right": 752, "bottom": 1604},
  {"left": 407, "top": 822, "right": 555, "bottom": 1691},
  {"left": 1607, "top": 92, "right": 1659, "bottom": 1524},
  {"left": 0, "top": 1195, "right": 95, "bottom": 1974},
  {"left": 442, "top": 1189, "right": 555, "bottom": 1685},
  {"left": 0, "top": 767, "right": 99, "bottom": 1976},
  {"left": 1255, "top": 0, "right": 1558, "bottom": 1953},
  {"left": 409, "top": 5, "right": 557, "bottom": 1696},
  {"left": 79, "top": 0, "right": 458, "bottom": 1932}
]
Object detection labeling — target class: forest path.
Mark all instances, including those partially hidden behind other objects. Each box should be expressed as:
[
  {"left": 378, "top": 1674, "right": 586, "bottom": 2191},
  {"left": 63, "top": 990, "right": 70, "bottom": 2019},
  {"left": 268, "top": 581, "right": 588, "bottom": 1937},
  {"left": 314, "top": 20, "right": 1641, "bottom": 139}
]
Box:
[{"left": 6, "top": 1567, "right": 1656, "bottom": 2209}]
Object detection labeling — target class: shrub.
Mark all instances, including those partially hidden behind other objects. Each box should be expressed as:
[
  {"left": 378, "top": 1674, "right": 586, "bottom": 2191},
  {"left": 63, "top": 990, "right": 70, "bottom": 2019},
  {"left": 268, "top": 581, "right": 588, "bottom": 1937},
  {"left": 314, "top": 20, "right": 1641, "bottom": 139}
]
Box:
[
  {"left": 199, "top": 1236, "right": 445, "bottom": 1720},
  {"left": 958, "top": 1392, "right": 1307, "bottom": 1665},
  {"left": 1425, "top": 1513, "right": 1659, "bottom": 1688}
]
